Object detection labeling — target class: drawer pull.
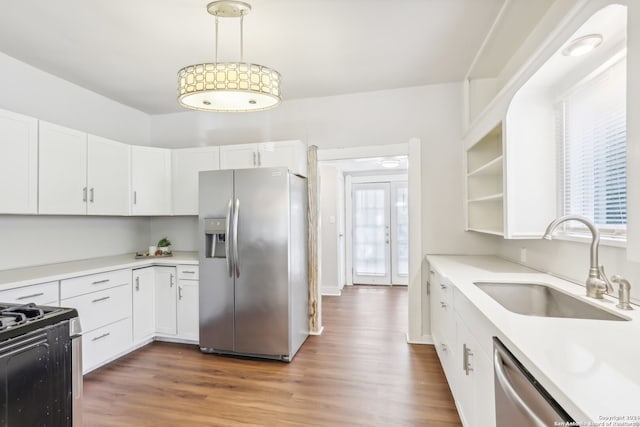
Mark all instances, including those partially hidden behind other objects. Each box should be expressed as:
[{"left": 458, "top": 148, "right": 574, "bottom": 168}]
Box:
[
  {"left": 16, "top": 292, "right": 45, "bottom": 300},
  {"left": 92, "top": 296, "right": 111, "bottom": 304},
  {"left": 92, "top": 279, "right": 110, "bottom": 285},
  {"left": 135, "top": 277, "right": 140, "bottom": 291},
  {"left": 182, "top": 271, "right": 196, "bottom": 274},
  {"left": 440, "top": 301, "right": 447, "bottom": 308},
  {"left": 440, "top": 284, "right": 448, "bottom": 289},
  {"left": 91, "top": 332, "right": 111, "bottom": 342},
  {"left": 170, "top": 274, "right": 174, "bottom": 287}
]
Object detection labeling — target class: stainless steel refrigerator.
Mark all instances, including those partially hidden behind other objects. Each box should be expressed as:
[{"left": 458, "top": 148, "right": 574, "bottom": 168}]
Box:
[{"left": 198, "top": 167, "right": 309, "bottom": 361}]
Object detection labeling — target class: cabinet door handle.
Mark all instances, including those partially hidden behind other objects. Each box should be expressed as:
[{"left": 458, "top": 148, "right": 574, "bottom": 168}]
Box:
[
  {"left": 16, "top": 292, "right": 45, "bottom": 300},
  {"left": 426, "top": 281, "right": 430, "bottom": 296},
  {"left": 135, "top": 277, "right": 140, "bottom": 291},
  {"left": 92, "top": 279, "right": 110, "bottom": 285},
  {"left": 440, "top": 301, "right": 447, "bottom": 308},
  {"left": 463, "top": 343, "right": 474, "bottom": 375},
  {"left": 92, "top": 296, "right": 110, "bottom": 304},
  {"left": 440, "top": 283, "right": 448, "bottom": 289},
  {"left": 441, "top": 344, "right": 447, "bottom": 352},
  {"left": 178, "top": 286, "right": 183, "bottom": 300},
  {"left": 257, "top": 151, "right": 261, "bottom": 166},
  {"left": 170, "top": 273, "right": 174, "bottom": 287},
  {"left": 182, "top": 271, "right": 196, "bottom": 274},
  {"left": 90, "top": 187, "right": 94, "bottom": 203},
  {"left": 82, "top": 187, "right": 87, "bottom": 202},
  {"left": 133, "top": 191, "right": 137, "bottom": 204},
  {"left": 91, "top": 332, "right": 111, "bottom": 342},
  {"left": 252, "top": 151, "right": 257, "bottom": 166}
]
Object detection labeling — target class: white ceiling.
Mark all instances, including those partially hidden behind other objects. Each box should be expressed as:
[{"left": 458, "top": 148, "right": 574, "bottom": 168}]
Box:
[{"left": 0, "top": 0, "right": 538, "bottom": 115}]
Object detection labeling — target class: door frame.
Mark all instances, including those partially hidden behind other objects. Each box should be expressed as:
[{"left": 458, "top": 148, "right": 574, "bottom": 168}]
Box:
[
  {"left": 317, "top": 140, "right": 422, "bottom": 343},
  {"left": 346, "top": 174, "right": 408, "bottom": 286}
]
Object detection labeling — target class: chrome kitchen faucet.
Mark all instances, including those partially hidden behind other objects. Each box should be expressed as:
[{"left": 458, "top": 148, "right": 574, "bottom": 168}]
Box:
[{"left": 542, "top": 215, "right": 614, "bottom": 299}]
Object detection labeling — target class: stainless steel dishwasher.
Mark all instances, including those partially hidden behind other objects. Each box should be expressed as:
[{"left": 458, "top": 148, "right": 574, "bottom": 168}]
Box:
[{"left": 493, "top": 338, "right": 574, "bottom": 426}]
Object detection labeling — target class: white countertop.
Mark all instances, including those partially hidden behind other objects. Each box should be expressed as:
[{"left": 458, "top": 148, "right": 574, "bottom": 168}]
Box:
[
  {"left": 427, "top": 255, "right": 640, "bottom": 424},
  {"left": 0, "top": 251, "right": 198, "bottom": 290}
]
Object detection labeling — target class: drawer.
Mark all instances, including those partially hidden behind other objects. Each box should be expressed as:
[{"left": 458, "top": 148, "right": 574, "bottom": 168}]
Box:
[
  {"left": 61, "top": 269, "right": 130, "bottom": 299},
  {"left": 82, "top": 317, "right": 132, "bottom": 373},
  {"left": 177, "top": 265, "right": 199, "bottom": 280},
  {"left": 62, "top": 283, "right": 131, "bottom": 333},
  {"left": 0, "top": 281, "right": 59, "bottom": 306},
  {"left": 438, "top": 276, "right": 453, "bottom": 301}
]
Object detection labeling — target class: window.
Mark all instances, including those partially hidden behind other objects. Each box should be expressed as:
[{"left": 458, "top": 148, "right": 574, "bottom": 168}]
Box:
[{"left": 556, "top": 55, "right": 627, "bottom": 238}]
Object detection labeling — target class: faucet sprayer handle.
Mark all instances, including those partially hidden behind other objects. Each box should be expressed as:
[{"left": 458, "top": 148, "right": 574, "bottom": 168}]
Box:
[
  {"left": 598, "top": 265, "right": 614, "bottom": 295},
  {"left": 611, "top": 275, "right": 633, "bottom": 310}
]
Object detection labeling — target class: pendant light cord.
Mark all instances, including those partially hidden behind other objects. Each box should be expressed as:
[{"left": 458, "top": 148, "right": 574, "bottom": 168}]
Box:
[{"left": 214, "top": 16, "right": 219, "bottom": 63}]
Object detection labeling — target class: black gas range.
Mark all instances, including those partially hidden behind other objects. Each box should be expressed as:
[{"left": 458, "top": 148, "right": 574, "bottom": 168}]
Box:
[
  {"left": 0, "top": 302, "right": 78, "bottom": 341},
  {"left": 0, "top": 302, "right": 82, "bottom": 426}
]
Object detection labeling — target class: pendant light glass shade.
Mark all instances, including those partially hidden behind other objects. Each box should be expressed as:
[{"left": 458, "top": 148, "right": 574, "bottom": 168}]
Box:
[
  {"left": 177, "top": 1, "right": 281, "bottom": 112},
  {"left": 178, "top": 62, "right": 281, "bottom": 112}
]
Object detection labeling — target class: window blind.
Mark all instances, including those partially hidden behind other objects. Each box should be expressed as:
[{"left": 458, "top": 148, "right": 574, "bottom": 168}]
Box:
[{"left": 557, "top": 57, "right": 627, "bottom": 236}]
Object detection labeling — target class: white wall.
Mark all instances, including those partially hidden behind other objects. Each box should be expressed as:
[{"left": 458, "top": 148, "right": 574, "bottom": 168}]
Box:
[
  {"left": 0, "top": 216, "right": 149, "bottom": 270},
  {"left": 318, "top": 165, "right": 341, "bottom": 295},
  {"left": 0, "top": 52, "right": 153, "bottom": 270},
  {"left": 150, "top": 85, "right": 454, "bottom": 149},
  {"left": 149, "top": 217, "right": 199, "bottom": 252},
  {"left": 0, "top": 52, "right": 150, "bottom": 145}
]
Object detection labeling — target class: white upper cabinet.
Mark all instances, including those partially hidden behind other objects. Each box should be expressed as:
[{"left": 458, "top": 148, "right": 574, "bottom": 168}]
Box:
[
  {"left": 0, "top": 109, "right": 38, "bottom": 214},
  {"left": 220, "top": 140, "right": 308, "bottom": 177},
  {"left": 131, "top": 146, "right": 172, "bottom": 215},
  {"left": 219, "top": 143, "right": 257, "bottom": 169},
  {"left": 39, "top": 121, "right": 131, "bottom": 216},
  {"left": 38, "top": 121, "right": 88, "bottom": 215},
  {"left": 171, "top": 146, "right": 220, "bottom": 215},
  {"left": 87, "top": 135, "right": 130, "bottom": 216},
  {"left": 258, "top": 140, "right": 307, "bottom": 177}
]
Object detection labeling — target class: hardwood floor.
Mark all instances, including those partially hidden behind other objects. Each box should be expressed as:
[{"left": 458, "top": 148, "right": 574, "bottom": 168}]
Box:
[{"left": 83, "top": 285, "right": 461, "bottom": 426}]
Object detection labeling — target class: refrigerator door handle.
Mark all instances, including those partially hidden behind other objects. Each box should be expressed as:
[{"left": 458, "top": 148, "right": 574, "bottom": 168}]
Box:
[
  {"left": 233, "top": 198, "right": 240, "bottom": 277},
  {"left": 226, "top": 199, "right": 233, "bottom": 277}
]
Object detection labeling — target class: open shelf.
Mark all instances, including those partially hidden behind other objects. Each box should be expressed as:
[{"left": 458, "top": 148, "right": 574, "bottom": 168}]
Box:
[
  {"left": 467, "top": 155, "right": 503, "bottom": 177},
  {"left": 466, "top": 122, "right": 504, "bottom": 235},
  {"left": 468, "top": 193, "right": 503, "bottom": 203}
]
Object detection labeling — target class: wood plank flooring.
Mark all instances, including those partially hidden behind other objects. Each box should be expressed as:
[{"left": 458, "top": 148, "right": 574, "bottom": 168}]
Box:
[{"left": 83, "top": 285, "right": 461, "bottom": 426}]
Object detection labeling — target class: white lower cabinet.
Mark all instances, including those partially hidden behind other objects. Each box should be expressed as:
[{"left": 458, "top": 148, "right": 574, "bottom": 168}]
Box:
[
  {"left": 155, "top": 265, "right": 199, "bottom": 342},
  {"left": 155, "top": 266, "right": 177, "bottom": 336},
  {"left": 60, "top": 269, "right": 133, "bottom": 373},
  {"left": 429, "top": 264, "right": 496, "bottom": 427},
  {"left": 177, "top": 265, "right": 199, "bottom": 342},
  {"left": 82, "top": 318, "right": 133, "bottom": 373},
  {"left": 132, "top": 267, "right": 155, "bottom": 343},
  {"left": 0, "top": 281, "right": 58, "bottom": 306}
]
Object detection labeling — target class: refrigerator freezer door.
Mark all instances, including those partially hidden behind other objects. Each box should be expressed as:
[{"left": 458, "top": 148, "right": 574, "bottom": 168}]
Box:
[
  {"left": 199, "top": 170, "right": 235, "bottom": 352},
  {"left": 233, "top": 168, "right": 291, "bottom": 357}
]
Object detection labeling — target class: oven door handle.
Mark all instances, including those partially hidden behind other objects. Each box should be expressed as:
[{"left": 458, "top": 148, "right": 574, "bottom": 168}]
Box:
[{"left": 494, "top": 347, "right": 547, "bottom": 427}]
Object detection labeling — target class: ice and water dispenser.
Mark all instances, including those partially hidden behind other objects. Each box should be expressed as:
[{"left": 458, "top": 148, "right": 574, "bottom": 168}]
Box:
[{"left": 204, "top": 218, "right": 227, "bottom": 258}]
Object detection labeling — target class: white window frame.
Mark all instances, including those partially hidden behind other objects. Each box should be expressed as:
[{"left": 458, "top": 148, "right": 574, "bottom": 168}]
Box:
[{"left": 554, "top": 51, "right": 627, "bottom": 244}]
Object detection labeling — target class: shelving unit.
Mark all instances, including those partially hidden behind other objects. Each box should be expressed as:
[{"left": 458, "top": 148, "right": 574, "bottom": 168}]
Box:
[{"left": 466, "top": 123, "right": 504, "bottom": 235}]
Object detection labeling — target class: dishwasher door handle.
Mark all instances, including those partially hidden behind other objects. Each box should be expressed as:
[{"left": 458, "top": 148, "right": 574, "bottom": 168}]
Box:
[{"left": 494, "top": 347, "right": 547, "bottom": 427}]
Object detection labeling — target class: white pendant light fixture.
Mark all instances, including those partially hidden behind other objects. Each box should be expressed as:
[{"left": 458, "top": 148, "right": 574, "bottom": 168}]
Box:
[{"left": 177, "top": 1, "right": 281, "bottom": 112}]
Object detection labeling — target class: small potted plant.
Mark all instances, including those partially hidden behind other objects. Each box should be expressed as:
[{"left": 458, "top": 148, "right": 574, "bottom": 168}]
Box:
[{"left": 157, "top": 237, "right": 172, "bottom": 254}]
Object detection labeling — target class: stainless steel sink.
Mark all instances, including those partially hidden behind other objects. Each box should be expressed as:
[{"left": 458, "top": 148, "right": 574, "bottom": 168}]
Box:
[{"left": 474, "top": 282, "right": 628, "bottom": 321}]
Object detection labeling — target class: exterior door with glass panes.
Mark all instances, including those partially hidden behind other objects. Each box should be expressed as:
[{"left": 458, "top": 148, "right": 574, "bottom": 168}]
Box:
[{"left": 352, "top": 181, "right": 408, "bottom": 285}]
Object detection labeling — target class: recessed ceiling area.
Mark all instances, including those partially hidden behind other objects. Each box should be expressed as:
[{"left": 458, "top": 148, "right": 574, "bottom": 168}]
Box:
[{"left": 0, "top": 1, "right": 555, "bottom": 115}]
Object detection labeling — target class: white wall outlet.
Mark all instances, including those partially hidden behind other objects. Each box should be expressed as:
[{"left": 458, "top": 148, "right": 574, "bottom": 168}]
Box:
[{"left": 520, "top": 247, "right": 527, "bottom": 263}]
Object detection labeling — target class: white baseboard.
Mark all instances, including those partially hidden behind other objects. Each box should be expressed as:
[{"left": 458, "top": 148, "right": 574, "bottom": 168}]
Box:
[
  {"left": 406, "top": 333, "right": 433, "bottom": 345},
  {"left": 309, "top": 326, "right": 324, "bottom": 336},
  {"left": 321, "top": 287, "right": 342, "bottom": 296}
]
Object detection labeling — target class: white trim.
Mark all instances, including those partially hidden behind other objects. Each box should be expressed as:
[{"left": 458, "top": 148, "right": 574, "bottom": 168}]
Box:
[
  {"left": 321, "top": 287, "right": 342, "bottom": 296},
  {"left": 317, "top": 143, "right": 408, "bottom": 161},
  {"left": 309, "top": 326, "right": 324, "bottom": 336},
  {"left": 350, "top": 174, "right": 408, "bottom": 184},
  {"left": 406, "top": 333, "right": 433, "bottom": 345},
  {"left": 407, "top": 138, "right": 423, "bottom": 342},
  {"left": 548, "top": 232, "right": 627, "bottom": 249},
  {"left": 345, "top": 174, "right": 354, "bottom": 286}
]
